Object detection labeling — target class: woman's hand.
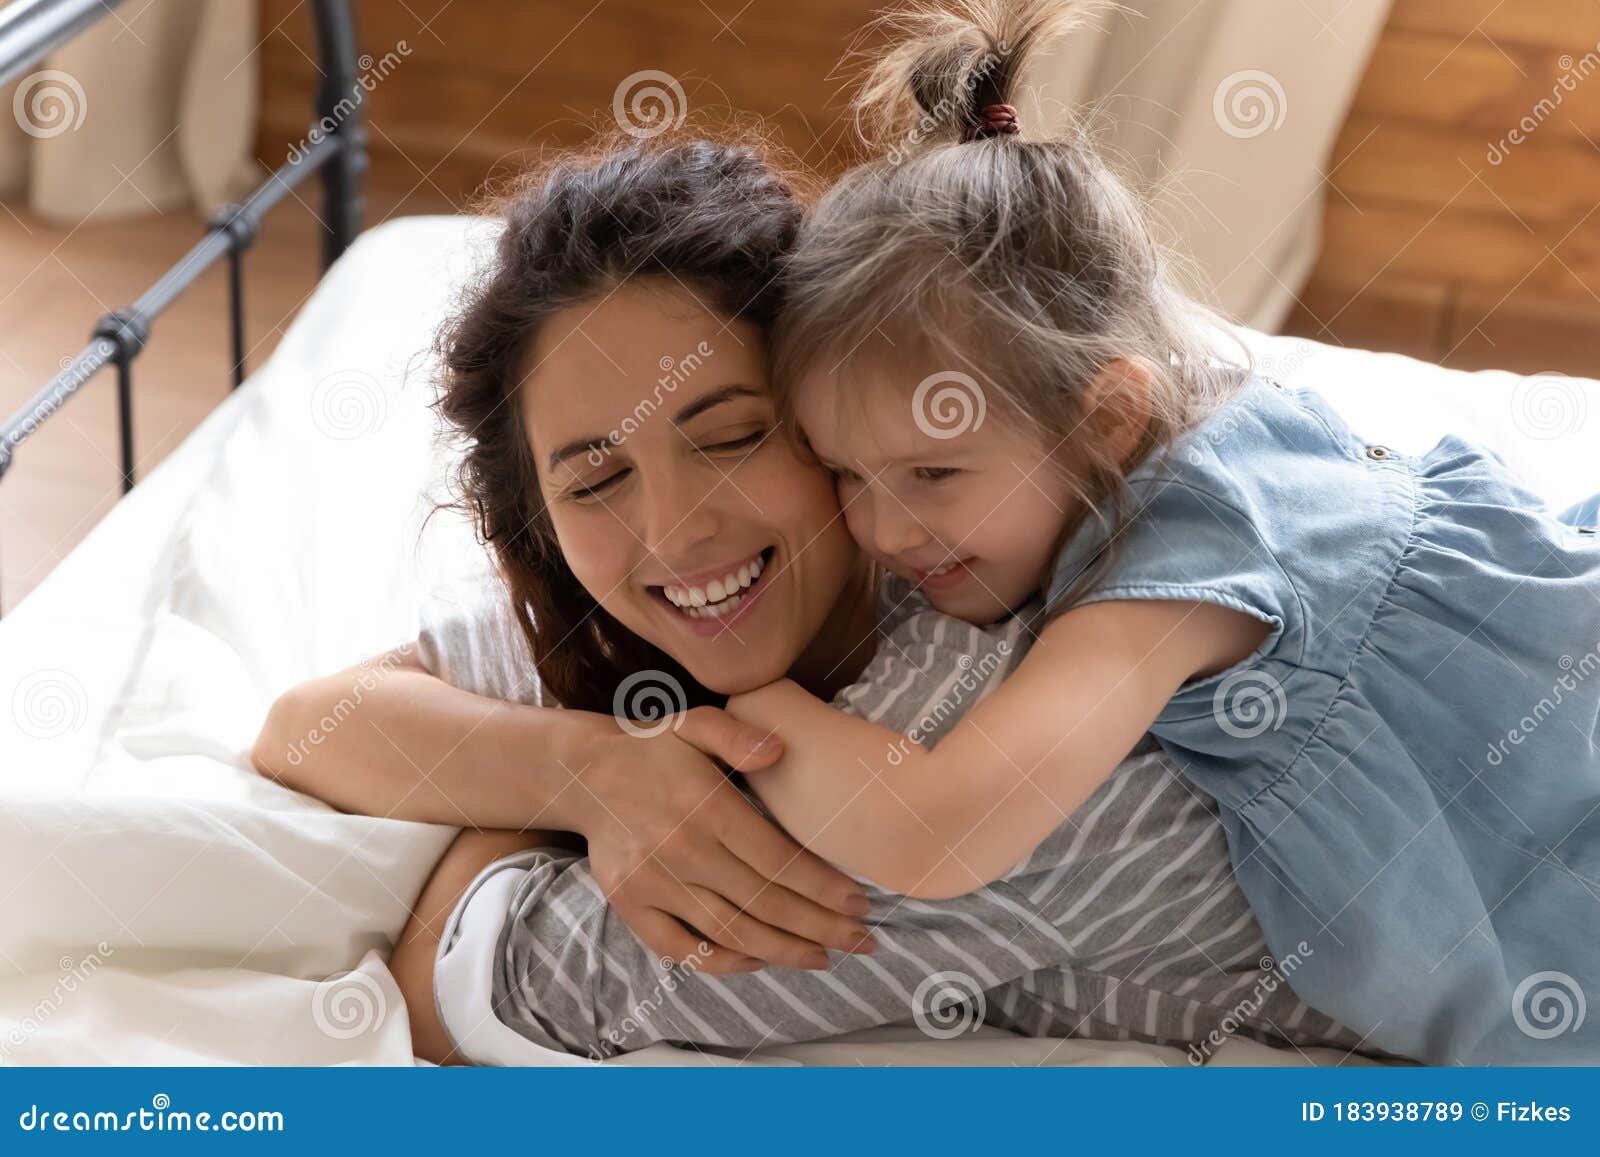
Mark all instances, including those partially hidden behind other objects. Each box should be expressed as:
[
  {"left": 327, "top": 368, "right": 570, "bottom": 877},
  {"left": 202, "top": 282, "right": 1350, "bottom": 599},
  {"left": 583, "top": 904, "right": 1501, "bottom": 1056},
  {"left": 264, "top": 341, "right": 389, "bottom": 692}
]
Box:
[{"left": 583, "top": 707, "right": 876, "bottom": 975}]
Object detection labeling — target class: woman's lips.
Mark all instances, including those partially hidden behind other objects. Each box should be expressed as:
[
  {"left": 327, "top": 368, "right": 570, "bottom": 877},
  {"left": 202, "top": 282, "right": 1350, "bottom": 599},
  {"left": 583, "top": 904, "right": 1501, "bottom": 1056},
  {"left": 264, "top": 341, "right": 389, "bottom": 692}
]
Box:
[{"left": 651, "top": 546, "right": 776, "bottom": 637}]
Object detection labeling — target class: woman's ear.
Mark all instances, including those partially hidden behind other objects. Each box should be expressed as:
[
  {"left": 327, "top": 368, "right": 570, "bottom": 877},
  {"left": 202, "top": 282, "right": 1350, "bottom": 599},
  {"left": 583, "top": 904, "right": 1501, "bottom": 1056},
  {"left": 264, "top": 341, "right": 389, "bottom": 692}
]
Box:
[{"left": 1083, "top": 358, "right": 1154, "bottom": 469}]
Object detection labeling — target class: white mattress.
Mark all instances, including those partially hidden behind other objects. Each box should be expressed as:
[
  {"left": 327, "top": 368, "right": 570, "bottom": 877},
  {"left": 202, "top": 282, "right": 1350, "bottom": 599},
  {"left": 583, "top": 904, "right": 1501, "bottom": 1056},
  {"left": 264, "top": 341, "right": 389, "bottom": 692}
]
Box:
[{"left": 0, "top": 215, "right": 1593, "bottom": 1067}]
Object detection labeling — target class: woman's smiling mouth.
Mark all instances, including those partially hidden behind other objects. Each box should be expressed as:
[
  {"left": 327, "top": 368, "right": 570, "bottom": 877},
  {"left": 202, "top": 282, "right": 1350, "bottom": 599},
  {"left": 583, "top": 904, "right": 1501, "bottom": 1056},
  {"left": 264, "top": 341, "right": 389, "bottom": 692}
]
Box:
[{"left": 650, "top": 547, "right": 776, "bottom": 630}]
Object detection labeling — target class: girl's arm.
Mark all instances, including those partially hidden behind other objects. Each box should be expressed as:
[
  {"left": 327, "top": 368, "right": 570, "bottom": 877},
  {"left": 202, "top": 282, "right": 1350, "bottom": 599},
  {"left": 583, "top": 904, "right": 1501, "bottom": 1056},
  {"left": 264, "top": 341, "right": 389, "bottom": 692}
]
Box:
[{"left": 728, "top": 598, "right": 1268, "bottom": 899}]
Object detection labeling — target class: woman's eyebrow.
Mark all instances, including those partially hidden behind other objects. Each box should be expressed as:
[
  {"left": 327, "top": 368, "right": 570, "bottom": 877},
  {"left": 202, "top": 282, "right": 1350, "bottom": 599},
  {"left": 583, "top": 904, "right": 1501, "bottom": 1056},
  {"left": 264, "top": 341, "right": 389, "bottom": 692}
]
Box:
[
  {"left": 672, "top": 384, "right": 764, "bottom": 426},
  {"left": 547, "top": 436, "right": 612, "bottom": 472}
]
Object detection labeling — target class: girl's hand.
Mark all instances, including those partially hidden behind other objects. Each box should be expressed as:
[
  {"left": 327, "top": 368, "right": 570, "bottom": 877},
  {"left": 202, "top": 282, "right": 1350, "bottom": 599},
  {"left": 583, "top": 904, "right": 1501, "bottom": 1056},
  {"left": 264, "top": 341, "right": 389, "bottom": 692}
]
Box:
[{"left": 583, "top": 707, "right": 875, "bottom": 975}]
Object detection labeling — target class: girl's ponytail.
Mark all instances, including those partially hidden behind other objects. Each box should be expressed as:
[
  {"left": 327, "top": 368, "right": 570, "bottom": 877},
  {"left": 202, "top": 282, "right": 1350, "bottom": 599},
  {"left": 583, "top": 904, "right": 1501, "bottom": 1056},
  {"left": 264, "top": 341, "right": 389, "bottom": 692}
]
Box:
[{"left": 852, "top": 0, "right": 1113, "bottom": 149}]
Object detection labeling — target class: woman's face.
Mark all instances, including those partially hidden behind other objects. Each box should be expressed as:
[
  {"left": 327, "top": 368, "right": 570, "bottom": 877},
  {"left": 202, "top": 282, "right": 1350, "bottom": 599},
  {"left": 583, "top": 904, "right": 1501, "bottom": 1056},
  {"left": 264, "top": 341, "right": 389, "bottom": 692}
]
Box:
[{"left": 521, "top": 279, "right": 861, "bottom": 693}]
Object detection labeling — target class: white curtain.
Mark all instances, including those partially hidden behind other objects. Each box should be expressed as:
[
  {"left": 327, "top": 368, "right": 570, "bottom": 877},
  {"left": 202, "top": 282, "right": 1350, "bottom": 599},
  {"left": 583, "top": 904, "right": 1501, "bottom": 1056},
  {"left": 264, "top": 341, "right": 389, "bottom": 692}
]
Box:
[
  {"left": 0, "top": 0, "right": 258, "bottom": 223},
  {"left": 1021, "top": 0, "right": 1394, "bottom": 332}
]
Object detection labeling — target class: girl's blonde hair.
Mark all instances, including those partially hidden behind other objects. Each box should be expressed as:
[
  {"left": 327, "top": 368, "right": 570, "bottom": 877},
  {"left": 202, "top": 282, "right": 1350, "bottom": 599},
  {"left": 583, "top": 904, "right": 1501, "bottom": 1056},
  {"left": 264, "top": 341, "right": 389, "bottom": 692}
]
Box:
[{"left": 773, "top": 0, "right": 1251, "bottom": 612}]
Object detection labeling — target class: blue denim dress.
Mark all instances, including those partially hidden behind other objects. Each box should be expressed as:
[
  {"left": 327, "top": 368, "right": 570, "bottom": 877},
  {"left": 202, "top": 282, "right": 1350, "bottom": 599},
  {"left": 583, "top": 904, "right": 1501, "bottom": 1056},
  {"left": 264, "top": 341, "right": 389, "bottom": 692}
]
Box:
[{"left": 1046, "top": 373, "right": 1600, "bottom": 1065}]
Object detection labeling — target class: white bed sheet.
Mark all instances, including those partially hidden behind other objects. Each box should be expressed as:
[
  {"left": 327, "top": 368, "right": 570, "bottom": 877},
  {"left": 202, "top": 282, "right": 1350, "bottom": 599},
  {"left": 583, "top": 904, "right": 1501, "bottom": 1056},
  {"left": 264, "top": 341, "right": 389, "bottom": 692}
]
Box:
[{"left": 0, "top": 215, "right": 1593, "bottom": 1067}]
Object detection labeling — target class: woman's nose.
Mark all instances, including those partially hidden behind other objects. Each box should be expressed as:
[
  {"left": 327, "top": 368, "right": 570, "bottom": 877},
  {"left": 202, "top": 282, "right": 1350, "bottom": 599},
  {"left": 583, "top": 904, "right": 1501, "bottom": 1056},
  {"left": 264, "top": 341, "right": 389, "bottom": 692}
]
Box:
[{"left": 639, "top": 466, "right": 723, "bottom": 556}]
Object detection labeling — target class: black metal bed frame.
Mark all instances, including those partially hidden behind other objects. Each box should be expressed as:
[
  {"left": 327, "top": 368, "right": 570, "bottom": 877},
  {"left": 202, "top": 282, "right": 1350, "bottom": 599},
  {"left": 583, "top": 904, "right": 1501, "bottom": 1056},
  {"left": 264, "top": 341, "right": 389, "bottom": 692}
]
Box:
[{"left": 0, "top": 0, "right": 367, "bottom": 617}]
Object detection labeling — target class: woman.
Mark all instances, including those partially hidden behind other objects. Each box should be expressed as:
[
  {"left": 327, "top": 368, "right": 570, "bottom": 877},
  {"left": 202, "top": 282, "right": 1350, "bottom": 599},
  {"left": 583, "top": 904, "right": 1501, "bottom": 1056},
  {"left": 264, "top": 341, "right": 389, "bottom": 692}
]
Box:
[{"left": 254, "top": 135, "right": 1368, "bottom": 1064}]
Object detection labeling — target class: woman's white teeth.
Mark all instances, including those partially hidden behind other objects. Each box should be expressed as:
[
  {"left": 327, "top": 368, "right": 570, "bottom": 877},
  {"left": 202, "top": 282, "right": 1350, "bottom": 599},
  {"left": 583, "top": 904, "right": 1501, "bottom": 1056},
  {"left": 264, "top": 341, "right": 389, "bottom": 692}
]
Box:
[{"left": 664, "top": 552, "right": 766, "bottom": 614}]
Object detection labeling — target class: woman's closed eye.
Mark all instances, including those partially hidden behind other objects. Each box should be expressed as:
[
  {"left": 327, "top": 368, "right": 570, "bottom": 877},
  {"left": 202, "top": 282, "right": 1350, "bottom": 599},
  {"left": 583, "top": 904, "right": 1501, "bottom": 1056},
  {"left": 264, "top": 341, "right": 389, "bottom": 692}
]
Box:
[
  {"left": 700, "top": 429, "right": 768, "bottom": 456},
  {"left": 562, "top": 469, "right": 628, "bottom": 503},
  {"left": 912, "top": 466, "right": 961, "bottom": 482}
]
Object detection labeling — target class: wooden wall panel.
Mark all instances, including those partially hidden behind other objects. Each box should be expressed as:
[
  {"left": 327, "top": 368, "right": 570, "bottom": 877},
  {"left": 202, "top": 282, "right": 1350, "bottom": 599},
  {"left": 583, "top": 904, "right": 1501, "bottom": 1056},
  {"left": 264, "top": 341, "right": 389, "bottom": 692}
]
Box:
[
  {"left": 256, "top": 0, "right": 877, "bottom": 207},
  {"left": 1286, "top": 0, "right": 1600, "bottom": 373},
  {"left": 252, "top": 1, "right": 1600, "bottom": 373}
]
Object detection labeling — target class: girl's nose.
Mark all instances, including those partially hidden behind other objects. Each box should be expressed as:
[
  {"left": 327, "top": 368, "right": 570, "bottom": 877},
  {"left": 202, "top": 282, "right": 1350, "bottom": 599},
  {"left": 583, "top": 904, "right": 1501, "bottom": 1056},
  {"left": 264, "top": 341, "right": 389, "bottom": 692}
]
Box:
[{"left": 867, "top": 493, "right": 932, "bottom": 557}]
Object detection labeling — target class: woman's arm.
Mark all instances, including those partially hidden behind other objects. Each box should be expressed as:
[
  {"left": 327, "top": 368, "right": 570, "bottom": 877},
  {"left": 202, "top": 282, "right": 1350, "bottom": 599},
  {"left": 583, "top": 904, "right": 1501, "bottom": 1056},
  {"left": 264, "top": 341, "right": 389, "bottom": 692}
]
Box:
[
  {"left": 390, "top": 827, "right": 555, "bottom": 1065},
  {"left": 252, "top": 642, "right": 611, "bottom": 829},
  {"left": 254, "top": 641, "right": 876, "bottom": 972},
  {"left": 729, "top": 598, "right": 1267, "bottom": 899}
]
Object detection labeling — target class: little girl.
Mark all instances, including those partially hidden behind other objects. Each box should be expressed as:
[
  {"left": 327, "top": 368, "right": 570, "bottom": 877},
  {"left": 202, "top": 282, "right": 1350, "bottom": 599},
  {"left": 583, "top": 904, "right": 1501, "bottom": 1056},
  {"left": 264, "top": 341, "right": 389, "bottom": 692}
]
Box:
[{"left": 729, "top": 0, "right": 1600, "bottom": 1065}]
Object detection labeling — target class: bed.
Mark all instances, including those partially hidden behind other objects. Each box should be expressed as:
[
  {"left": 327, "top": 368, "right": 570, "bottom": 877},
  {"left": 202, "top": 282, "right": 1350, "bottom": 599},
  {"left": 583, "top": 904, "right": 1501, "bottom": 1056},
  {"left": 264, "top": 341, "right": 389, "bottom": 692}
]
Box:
[{"left": 1, "top": 208, "right": 1596, "bottom": 1066}]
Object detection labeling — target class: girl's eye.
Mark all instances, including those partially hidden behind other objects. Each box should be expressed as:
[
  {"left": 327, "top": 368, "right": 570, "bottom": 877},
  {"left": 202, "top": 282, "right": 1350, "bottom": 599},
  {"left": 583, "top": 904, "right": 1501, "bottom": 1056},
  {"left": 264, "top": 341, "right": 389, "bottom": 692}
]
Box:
[{"left": 914, "top": 466, "right": 960, "bottom": 482}]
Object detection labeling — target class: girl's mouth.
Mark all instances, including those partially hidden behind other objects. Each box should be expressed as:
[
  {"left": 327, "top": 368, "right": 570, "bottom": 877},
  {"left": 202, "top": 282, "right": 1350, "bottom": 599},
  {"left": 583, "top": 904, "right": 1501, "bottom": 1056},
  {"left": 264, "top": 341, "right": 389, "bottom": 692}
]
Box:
[
  {"left": 650, "top": 546, "right": 776, "bottom": 629},
  {"left": 914, "top": 556, "right": 974, "bottom": 592}
]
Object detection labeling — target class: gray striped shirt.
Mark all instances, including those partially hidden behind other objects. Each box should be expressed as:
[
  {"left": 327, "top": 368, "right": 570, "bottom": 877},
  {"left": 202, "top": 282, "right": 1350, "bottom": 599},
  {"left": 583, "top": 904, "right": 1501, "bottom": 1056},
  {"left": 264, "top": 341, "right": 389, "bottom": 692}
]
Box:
[{"left": 419, "top": 572, "right": 1370, "bottom": 1063}]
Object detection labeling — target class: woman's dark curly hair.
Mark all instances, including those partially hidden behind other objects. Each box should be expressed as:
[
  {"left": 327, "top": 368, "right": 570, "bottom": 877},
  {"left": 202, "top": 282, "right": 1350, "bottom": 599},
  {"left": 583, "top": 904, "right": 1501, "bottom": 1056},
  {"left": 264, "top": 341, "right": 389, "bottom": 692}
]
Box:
[{"left": 431, "top": 134, "right": 809, "bottom": 714}]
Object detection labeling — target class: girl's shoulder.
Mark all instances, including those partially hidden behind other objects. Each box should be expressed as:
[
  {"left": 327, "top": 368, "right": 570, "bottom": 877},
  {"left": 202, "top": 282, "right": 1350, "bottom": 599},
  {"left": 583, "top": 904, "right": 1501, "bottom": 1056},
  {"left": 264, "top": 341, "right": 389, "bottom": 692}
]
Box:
[{"left": 1046, "top": 373, "right": 1416, "bottom": 669}]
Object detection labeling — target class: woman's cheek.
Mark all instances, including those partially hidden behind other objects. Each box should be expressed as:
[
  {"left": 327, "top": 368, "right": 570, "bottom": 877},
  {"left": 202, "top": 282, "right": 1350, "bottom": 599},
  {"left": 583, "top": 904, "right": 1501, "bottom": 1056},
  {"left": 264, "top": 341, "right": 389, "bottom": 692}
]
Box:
[{"left": 549, "top": 506, "right": 636, "bottom": 609}]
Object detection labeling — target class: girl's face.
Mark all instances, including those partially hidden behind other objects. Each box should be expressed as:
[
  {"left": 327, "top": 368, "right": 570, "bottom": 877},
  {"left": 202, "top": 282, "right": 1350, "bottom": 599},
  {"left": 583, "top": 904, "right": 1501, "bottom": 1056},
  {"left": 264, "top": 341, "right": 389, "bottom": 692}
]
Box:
[
  {"left": 521, "top": 280, "right": 864, "bottom": 694},
  {"left": 793, "top": 364, "right": 1076, "bottom": 625}
]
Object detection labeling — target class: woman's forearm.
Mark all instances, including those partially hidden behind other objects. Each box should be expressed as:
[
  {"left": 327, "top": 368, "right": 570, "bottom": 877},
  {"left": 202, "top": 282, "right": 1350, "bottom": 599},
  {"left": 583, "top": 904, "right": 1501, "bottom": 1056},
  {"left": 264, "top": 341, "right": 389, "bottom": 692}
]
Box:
[{"left": 251, "top": 644, "right": 619, "bottom": 830}]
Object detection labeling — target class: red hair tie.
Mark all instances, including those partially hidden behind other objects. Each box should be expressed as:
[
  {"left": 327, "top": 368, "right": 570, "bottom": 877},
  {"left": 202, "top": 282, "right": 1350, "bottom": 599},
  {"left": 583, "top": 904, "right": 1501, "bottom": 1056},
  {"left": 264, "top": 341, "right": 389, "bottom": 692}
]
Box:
[{"left": 966, "top": 103, "right": 1020, "bottom": 141}]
